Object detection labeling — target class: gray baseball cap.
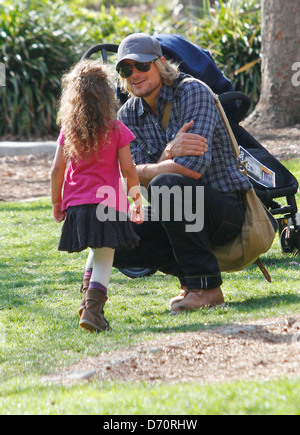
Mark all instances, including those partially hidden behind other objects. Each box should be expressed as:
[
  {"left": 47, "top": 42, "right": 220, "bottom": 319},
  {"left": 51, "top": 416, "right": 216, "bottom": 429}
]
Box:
[{"left": 116, "top": 33, "right": 162, "bottom": 70}]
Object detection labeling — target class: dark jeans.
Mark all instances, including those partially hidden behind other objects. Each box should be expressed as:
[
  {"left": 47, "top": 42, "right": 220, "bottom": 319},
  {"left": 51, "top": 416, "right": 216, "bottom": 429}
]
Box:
[{"left": 114, "top": 173, "right": 245, "bottom": 290}]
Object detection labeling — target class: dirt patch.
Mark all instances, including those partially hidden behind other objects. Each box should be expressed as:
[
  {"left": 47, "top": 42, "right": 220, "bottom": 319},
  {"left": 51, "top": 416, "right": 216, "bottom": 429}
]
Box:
[
  {"left": 241, "top": 123, "right": 300, "bottom": 160},
  {"left": 43, "top": 314, "right": 300, "bottom": 385},
  {"left": 0, "top": 153, "right": 53, "bottom": 202}
]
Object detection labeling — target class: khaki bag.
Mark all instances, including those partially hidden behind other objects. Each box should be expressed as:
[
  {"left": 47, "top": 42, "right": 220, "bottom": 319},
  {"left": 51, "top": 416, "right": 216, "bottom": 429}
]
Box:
[
  {"left": 212, "top": 187, "right": 277, "bottom": 273},
  {"left": 162, "top": 78, "right": 278, "bottom": 277}
]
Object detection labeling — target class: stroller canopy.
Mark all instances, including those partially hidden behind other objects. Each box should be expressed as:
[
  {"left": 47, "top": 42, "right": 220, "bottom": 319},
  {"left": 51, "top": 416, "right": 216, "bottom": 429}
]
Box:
[{"left": 155, "top": 33, "right": 238, "bottom": 115}]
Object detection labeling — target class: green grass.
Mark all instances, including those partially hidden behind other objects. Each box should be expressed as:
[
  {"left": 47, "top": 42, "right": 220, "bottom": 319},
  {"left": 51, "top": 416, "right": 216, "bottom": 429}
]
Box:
[
  {"left": 1, "top": 377, "right": 300, "bottom": 415},
  {"left": 0, "top": 158, "right": 300, "bottom": 414}
]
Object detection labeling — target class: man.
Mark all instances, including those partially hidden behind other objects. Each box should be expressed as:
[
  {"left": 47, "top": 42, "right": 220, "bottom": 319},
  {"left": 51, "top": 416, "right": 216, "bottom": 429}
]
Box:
[{"left": 113, "top": 33, "right": 252, "bottom": 312}]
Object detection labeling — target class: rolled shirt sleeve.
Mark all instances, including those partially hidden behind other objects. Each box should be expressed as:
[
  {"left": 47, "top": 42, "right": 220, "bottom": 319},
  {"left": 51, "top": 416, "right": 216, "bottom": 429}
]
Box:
[
  {"left": 118, "top": 75, "right": 252, "bottom": 194},
  {"left": 172, "top": 80, "right": 218, "bottom": 175}
]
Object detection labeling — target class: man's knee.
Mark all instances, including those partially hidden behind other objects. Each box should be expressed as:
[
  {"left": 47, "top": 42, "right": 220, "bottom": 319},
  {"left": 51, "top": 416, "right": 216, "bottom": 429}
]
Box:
[{"left": 149, "top": 173, "right": 183, "bottom": 190}]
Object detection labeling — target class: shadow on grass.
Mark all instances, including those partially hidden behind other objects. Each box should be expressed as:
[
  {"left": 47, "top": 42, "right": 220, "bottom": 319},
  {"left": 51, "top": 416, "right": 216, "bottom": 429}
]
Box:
[
  {"left": 0, "top": 268, "right": 81, "bottom": 309},
  {"left": 1, "top": 255, "right": 300, "bottom": 340},
  {"left": 124, "top": 293, "right": 300, "bottom": 336},
  {"left": 125, "top": 295, "right": 300, "bottom": 343},
  {"left": 228, "top": 294, "right": 300, "bottom": 312}
]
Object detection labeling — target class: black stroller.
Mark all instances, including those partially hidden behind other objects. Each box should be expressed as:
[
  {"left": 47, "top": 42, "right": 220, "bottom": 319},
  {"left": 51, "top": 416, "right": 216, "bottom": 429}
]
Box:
[{"left": 81, "top": 34, "right": 300, "bottom": 278}]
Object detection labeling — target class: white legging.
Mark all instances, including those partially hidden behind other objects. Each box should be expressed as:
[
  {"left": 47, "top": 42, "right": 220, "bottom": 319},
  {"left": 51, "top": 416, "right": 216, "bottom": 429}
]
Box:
[{"left": 85, "top": 247, "right": 115, "bottom": 289}]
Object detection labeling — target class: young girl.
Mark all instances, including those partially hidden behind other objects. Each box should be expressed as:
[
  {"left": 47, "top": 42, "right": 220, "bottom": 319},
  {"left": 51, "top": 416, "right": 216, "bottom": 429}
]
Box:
[{"left": 51, "top": 60, "right": 144, "bottom": 333}]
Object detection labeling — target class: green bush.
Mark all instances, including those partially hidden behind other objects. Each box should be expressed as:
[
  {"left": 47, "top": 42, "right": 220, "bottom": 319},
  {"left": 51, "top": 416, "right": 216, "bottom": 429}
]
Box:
[
  {"left": 174, "top": 0, "right": 261, "bottom": 110},
  {"left": 0, "top": 0, "right": 261, "bottom": 139},
  {"left": 0, "top": 1, "right": 81, "bottom": 138},
  {"left": 0, "top": 0, "right": 156, "bottom": 139}
]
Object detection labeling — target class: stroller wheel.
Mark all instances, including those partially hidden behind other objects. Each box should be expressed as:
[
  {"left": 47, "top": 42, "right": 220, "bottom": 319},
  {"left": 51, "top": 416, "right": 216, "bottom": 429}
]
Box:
[
  {"left": 118, "top": 267, "right": 157, "bottom": 279},
  {"left": 280, "top": 226, "right": 298, "bottom": 254}
]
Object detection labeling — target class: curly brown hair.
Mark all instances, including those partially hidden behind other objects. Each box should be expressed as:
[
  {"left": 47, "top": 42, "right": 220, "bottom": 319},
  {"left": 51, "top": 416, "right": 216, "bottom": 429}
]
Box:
[{"left": 58, "top": 60, "right": 117, "bottom": 161}]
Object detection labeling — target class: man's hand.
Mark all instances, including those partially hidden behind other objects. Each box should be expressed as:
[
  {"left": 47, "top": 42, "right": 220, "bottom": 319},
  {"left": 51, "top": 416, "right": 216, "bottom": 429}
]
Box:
[
  {"left": 161, "top": 121, "right": 207, "bottom": 161},
  {"left": 136, "top": 121, "right": 205, "bottom": 188}
]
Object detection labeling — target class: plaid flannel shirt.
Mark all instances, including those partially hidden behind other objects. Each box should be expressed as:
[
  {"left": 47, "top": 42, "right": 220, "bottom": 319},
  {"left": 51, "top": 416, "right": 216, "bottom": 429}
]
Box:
[{"left": 117, "top": 73, "right": 252, "bottom": 193}]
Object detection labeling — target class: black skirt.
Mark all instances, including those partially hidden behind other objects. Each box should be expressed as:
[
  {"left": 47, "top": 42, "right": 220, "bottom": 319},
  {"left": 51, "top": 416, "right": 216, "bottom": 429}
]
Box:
[{"left": 58, "top": 204, "right": 140, "bottom": 253}]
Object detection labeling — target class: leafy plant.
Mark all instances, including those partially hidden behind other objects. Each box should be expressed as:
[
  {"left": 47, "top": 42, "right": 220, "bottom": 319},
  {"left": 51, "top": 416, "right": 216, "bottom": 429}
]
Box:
[
  {"left": 175, "top": 0, "right": 262, "bottom": 110},
  {"left": 0, "top": 0, "right": 262, "bottom": 139},
  {"left": 0, "top": 0, "right": 157, "bottom": 139},
  {"left": 0, "top": 1, "right": 82, "bottom": 138}
]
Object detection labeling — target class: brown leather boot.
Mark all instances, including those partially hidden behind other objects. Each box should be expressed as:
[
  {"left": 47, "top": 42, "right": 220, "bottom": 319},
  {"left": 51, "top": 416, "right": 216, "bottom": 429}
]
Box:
[
  {"left": 78, "top": 278, "right": 90, "bottom": 317},
  {"left": 79, "top": 289, "right": 110, "bottom": 333},
  {"left": 170, "top": 287, "right": 225, "bottom": 312},
  {"left": 169, "top": 287, "right": 188, "bottom": 309}
]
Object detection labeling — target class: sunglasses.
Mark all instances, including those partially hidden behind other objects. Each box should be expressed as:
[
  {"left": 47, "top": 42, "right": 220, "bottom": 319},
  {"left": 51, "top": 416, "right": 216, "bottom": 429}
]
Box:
[{"left": 117, "top": 58, "right": 159, "bottom": 79}]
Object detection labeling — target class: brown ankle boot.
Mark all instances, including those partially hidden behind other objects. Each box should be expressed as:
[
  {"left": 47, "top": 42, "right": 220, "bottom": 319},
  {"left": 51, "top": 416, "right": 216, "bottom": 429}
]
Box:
[
  {"left": 171, "top": 287, "right": 225, "bottom": 312},
  {"left": 78, "top": 278, "right": 90, "bottom": 317},
  {"left": 79, "top": 289, "right": 110, "bottom": 333},
  {"left": 169, "top": 287, "right": 188, "bottom": 309}
]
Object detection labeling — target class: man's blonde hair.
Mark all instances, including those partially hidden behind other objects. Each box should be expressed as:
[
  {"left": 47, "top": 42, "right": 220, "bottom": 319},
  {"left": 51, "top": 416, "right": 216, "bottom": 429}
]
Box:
[{"left": 119, "top": 58, "right": 181, "bottom": 97}]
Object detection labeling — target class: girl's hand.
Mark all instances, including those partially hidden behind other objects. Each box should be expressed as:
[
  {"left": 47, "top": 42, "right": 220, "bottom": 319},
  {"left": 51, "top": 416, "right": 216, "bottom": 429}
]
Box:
[
  {"left": 130, "top": 205, "right": 144, "bottom": 225},
  {"left": 53, "top": 203, "right": 66, "bottom": 223}
]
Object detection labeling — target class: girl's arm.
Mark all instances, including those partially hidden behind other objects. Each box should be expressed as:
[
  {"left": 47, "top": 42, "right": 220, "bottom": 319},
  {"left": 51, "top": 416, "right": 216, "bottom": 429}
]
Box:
[
  {"left": 50, "top": 144, "right": 67, "bottom": 223},
  {"left": 118, "top": 144, "right": 144, "bottom": 224}
]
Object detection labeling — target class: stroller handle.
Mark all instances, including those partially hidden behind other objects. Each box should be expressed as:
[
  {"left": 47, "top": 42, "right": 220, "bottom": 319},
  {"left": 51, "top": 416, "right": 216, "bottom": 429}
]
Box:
[
  {"left": 219, "top": 91, "right": 251, "bottom": 123},
  {"left": 80, "top": 44, "right": 251, "bottom": 125},
  {"left": 81, "top": 43, "right": 119, "bottom": 62}
]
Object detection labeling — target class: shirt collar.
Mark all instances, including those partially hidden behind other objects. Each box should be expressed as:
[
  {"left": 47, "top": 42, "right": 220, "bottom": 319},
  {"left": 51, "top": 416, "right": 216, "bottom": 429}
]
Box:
[{"left": 158, "top": 81, "right": 174, "bottom": 103}]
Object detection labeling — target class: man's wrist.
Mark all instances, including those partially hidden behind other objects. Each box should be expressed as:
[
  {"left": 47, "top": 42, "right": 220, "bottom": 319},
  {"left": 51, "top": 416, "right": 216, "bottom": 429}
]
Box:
[
  {"left": 136, "top": 163, "right": 156, "bottom": 186},
  {"left": 165, "top": 143, "right": 173, "bottom": 160}
]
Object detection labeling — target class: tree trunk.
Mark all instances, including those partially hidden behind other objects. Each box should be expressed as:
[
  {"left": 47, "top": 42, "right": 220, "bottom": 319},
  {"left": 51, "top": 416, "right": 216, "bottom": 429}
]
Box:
[{"left": 247, "top": 0, "right": 300, "bottom": 127}]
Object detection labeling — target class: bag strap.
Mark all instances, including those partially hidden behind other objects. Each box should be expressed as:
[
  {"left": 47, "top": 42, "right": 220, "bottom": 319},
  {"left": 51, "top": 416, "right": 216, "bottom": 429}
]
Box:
[
  {"left": 173, "top": 78, "right": 245, "bottom": 166},
  {"left": 162, "top": 78, "right": 249, "bottom": 177},
  {"left": 255, "top": 258, "right": 272, "bottom": 283},
  {"left": 163, "top": 78, "right": 272, "bottom": 282},
  {"left": 161, "top": 102, "right": 172, "bottom": 134}
]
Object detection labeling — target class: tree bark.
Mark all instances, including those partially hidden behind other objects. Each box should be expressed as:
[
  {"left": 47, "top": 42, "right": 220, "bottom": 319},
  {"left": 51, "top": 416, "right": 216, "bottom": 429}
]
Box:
[{"left": 246, "top": 0, "right": 300, "bottom": 128}]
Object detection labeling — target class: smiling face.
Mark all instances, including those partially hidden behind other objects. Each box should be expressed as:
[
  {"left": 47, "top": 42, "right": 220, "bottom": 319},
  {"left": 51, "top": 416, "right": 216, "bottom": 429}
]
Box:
[{"left": 124, "top": 59, "right": 163, "bottom": 103}]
